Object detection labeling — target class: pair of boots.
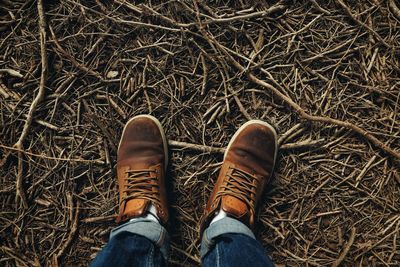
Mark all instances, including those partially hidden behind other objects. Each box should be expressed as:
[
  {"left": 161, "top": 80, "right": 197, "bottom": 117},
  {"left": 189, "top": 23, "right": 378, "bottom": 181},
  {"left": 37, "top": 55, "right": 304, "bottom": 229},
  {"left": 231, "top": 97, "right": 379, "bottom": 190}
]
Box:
[{"left": 115, "top": 115, "right": 277, "bottom": 235}]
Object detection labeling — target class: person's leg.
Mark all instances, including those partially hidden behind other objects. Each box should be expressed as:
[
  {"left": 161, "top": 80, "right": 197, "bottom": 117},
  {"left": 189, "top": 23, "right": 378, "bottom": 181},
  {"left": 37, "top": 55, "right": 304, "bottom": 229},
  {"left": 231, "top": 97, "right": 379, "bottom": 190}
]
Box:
[
  {"left": 90, "top": 231, "right": 166, "bottom": 267},
  {"left": 200, "top": 120, "right": 278, "bottom": 266},
  {"left": 201, "top": 218, "right": 273, "bottom": 267},
  {"left": 91, "top": 115, "right": 171, "bottom": 266}
]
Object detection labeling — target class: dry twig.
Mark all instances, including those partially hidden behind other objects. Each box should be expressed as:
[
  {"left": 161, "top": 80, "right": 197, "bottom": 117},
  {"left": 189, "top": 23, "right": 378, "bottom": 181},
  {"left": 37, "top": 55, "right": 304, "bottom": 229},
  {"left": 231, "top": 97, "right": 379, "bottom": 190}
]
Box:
[
  {"left": 201, "top": 31, "right": 399, "bottom": 160},
  {"left": 332, "top": 227, "right": 357, "bottom": 267},
  {"left": 13, "top": 0, "right": 48, "bottom": 209}
]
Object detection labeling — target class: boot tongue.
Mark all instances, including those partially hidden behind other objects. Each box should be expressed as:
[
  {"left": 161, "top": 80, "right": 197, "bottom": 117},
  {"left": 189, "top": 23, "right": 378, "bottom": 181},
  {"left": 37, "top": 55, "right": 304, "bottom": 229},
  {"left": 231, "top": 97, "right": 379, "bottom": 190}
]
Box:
[
  {"left": 221, "top": 195, "right": 249, "bottom": 218},
  {"left": 123, "top": 198, "right": 150, "bottom": 218}
]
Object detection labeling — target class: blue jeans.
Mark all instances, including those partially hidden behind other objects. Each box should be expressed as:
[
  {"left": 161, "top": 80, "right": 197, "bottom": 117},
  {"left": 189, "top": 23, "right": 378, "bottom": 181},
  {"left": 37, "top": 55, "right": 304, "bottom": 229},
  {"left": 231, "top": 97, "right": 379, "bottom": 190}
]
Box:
[{"left": 91, "top": 217, "right": 274, "bottom": 266}]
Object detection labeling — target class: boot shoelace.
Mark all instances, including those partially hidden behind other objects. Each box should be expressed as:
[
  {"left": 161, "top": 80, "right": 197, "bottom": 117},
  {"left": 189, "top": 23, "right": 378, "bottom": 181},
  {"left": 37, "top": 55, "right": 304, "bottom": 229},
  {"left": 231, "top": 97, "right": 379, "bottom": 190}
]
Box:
[
  {"left": 122, "top": 168, "right": 161, "bottom": 208},
  {"left": 216, "top": 166, "right": 261, "bottom": 213}
]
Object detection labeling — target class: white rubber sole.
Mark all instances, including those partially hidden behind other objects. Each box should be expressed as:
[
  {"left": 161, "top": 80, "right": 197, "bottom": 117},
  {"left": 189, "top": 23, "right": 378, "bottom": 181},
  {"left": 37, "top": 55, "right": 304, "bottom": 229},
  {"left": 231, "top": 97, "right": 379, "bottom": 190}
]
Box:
[
  {"left": 224, "top": 120, "right": 278, "bottom": 169},
  {"left": 118, "top": 115, "right": 168, "bottom": 170}
]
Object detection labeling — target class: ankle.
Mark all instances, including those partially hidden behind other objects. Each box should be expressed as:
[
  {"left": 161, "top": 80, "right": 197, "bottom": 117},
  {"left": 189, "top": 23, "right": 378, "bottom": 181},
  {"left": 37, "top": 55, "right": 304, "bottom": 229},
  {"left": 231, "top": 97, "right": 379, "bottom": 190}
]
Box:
[
  {"left": 210, "top": 209, "right": 228, "bottom": 225},
  {"left": 129, "top": 204, "right": 160, "bottom": 224}
]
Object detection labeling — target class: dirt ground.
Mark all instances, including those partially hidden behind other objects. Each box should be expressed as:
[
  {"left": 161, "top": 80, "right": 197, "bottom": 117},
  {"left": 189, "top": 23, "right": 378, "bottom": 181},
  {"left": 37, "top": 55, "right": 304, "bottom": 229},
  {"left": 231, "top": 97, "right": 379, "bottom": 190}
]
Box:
[{"left": 1, "top": 0, "right": 399, "bottom": 266}]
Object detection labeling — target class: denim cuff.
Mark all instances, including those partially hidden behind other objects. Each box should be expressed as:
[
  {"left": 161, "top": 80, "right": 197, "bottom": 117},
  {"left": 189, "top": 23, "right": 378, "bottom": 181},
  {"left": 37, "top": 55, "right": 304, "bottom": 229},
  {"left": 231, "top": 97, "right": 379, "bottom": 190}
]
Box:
[
  {"left": 200, "top": 216, "right": 255, "bottom": 258},
  {"left": 110, "top": 218, "right": 170, "bottom": 259}
]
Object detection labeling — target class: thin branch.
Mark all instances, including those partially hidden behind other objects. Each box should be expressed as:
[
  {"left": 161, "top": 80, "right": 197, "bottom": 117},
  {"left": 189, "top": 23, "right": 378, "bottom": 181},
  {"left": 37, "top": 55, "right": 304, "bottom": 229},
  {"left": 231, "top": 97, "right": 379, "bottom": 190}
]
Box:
[
  {"left": 332, "top": 227, "right": 357, "bottom": 267},
  {"left": 0, "top": 68, "right": 23, "bottom": 78},
  {"left": 14, "top": 0, "right": 47, "bottom": 148},
  {"left": 0, "top": 144, "right": 105, "bottom": 164},
  {"left": 336, "top": 0, "right": 390, "bottom": 48},
  {"left": 49, "top": 26, "right": 104, "bottom": 81},
  {"left": 52, "top": 199, "right": 80, "bottom": 265},
  {"left": 389, "top": 0, "right": 400, "bottom": 20},
  {"left": 81, "top": 214, "right": 117, "bottom": 223},
  {"left": 200, "top": 30, "right": 400, "bottom": 160},
  {"left": 168, "top": 139, "right": 326, "bottom": 154},
  {"left": 117, "top": 1, "right": 285, "bottom": 27},
  {"left": 168, "top": 140, "right": 225, "bottom": 154},
  {"left": 13, "top": 0, "right": 48, "bottom": 209}
]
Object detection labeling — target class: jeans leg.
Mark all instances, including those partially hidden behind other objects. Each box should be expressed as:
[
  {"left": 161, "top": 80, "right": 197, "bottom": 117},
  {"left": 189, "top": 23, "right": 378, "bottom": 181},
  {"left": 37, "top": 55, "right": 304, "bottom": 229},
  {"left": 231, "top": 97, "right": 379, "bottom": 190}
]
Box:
[
  {"left": 90, "top": 218, "right": 169, "bottom": 267},
  {"left": 202, "top": 233, "right": 274, "bottom": 267},
  {"left": 90, "top": 232, "right": 165, "bottom": 267},
  {"left": 201, "top": 217, "right": 274, "bottom": 267}
]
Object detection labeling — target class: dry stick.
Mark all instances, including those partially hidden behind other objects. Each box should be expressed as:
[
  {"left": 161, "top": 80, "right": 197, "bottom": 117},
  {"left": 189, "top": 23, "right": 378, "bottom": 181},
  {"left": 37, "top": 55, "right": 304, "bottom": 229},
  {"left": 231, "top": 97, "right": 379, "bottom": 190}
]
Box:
[
  {"left": 278, "top": 123, "right": 302, "bottom": 146},
  {"left": 81, "top": 214, "right": 116, "bottom": 223},
  {"left": 310, "top": 0, "right": 331, "bottom": 15},
  {"left": 0, "top": 246, "right": 37, "bottom": 267},
  {"left": 118, "top": 1, "right": 285, "bottom": 27},
  {"left": 76, "top": 1, "right": 181, "bottom": 32},
  {"left": 336, "top": 0, "right": 390, "bottom": 48},
  {"left": 0, "top": 144, "right": 105, "bottom": 164},
  {"left": 355, "top": 155, "right": 377, "bottom": 186},
  {"left": 109, "top": 97, "right": 126, "bottom": 119},
  {"left": 281, "top": 139, "right": 325, "bottom": 150},
  {"left": 389, "top": 0, "right": 400, "bottom": 20},
  {"left": 0, "top": 68, "right": 23, "bottom": 78},
  {"left": 168, "top": 140, "right": 225, "bottom": 154},
  {"left": 15, "top": 152, "right": 26, "bottom": 207},
  {"left": 202, "top": 32, "right": 400, "bottom": 160},
  {"left": 171, "top": 245, "right": 201, "bottom": 264},
  {"left": 82, "top": 99, "right": 117, "bottom": 152},
  {"left": 13, "top": 0, "right": 48, "bottom": 209},
  {"left": 232, "top": 93, "right": 252, "bottom": 120},
  {"left": 354, "top": 227, "right": 399, "bottom": 259},
  {"left": 199, "top": 4, "right": 286, "bottom": 25},
  {"left": 247, "top": 14, "right": 323, "bottom": 69},
  {"left": 200, "top": 53, "right": 207, "bottom": 95},
  {"left": 125, "top": 42, "right": 172, "bottom": 54},
  {"left": 49, "top": 26, "right": 104, "bottom": 81},
  {"left": 248, "top": 71, "right": 399, "bottom": 159},
  {"left": 168, "top": 139, "right": 324, "bottom": 154},
  {"left": 332, "top": 227, "right": 357, "bottom": 267},
  {"left": 53, "top": 201, "right": 80, "bottom": 265}
]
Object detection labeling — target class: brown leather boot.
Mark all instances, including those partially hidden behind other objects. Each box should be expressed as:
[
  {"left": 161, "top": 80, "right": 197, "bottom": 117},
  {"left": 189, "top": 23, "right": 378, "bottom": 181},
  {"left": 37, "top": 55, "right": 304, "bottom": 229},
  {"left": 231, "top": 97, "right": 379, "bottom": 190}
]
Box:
[
  {"left": 116, "top": 115, "right": 169, "bottom": 225},
  {"left": 201, "top": 120, "right": 277, "bottom": 233}
]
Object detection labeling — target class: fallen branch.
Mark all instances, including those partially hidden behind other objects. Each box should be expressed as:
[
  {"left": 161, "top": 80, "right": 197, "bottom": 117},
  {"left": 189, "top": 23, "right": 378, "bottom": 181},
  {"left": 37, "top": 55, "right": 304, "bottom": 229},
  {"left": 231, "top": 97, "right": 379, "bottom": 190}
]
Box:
[
  {"left": 310, "top": 0, "right": 331, "bottom": 15},
  {"left": 336, "top": 0, "right": 390, "bottom": 48},
  {"left": 0, "top": 68, "right": 23, "bottom": 78},
  {"left": 200, "top": 30, "right": 400, "bottom": 160},
  {"left": 168, "top": 139, "right": 325, "bottom": 154},
  {"left": 117, "top": 1, "right": 285, "bottom": 27},
  {"left": 199, "top": 4, "right": 286, "bottom": 25},
  {"left": 332, "top": 227, "right": 357, "bottom": 267},
  {"left": 250, "top": 67, "right": 399, "bottom": 159},
  {"left": 52, "top": 199, "right": 80, "bottom": 266},
  {"left": 168, "top": 140, "right": 225, "bottom": 154},
  {"left": 0, "top": 144, "right": 105, "bottom": 164},
  {"left": 82, "top": 214, "right": 117, "bottom": 223},
  {"left": 389, "top": 0, "right": 400, "bottom": 20},
  {"left": 49, "top": 26, "right": 106, "bottom": 82},
  {"left": 13, "top": 0, "right": 48, "bottom": 209},
  {"left": 280, "top": 139, "right": 325, "bottom": 150},
  {"left": 278, "top": 123, "right": 302, "bottom": 146},
  {"left": 0, "top": 246, "right": 37, "bottom": 266},
  {"left": 355, "top": 155, "right": 377, "bottom": 186}
]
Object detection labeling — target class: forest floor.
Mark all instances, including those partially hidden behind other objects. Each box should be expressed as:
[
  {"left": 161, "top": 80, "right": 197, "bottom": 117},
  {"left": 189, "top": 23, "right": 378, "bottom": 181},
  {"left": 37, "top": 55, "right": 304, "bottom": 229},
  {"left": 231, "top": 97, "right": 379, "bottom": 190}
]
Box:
[{"left": 1, "top": 0, "right": 399, "bottom": 266}]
